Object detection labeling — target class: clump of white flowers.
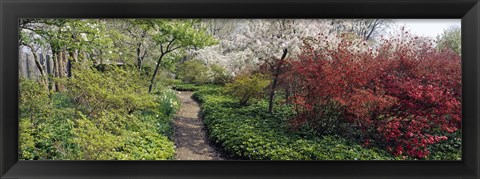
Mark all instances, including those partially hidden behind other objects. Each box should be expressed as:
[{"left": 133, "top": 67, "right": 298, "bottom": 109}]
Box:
[
  {"left": 158, "top": 89, "right": 179, "bottom": 110},
  {"left": 192, "top": 19, "right": 337, "bottom": 76}
]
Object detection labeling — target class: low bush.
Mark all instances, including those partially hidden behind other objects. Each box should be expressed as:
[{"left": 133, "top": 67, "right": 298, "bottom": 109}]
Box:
[
  {"left": 72, "top": 111, "right": 175, "bottom": 160},
  {"left": 19, "top": 65, "right": 177, "bottom": 160},
  {"left": 210, "top": 64, "right": 233, "bottom": 85},
  {"left": 173, "top": 83, "right": 201, "bottom": 91},
  {"left": 19, "top": 79, "right": 78, "bottom": 159},
  {"left": 176, "top": 60, "right": 210, "bottom": 85},
  {"left": 224, "top": 73, "right": 270, "bottom": 106},
  {"left": 174, "top": 83, "right": 224, "bottom": 93},
  {"left": 285, "top": 32, "right": 461, "bottom": 159}
]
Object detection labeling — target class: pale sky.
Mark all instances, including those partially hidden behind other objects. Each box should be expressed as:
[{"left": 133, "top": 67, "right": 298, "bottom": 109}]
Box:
[{"left": 390, "top": 19, "right": 461, "bottom": 38}]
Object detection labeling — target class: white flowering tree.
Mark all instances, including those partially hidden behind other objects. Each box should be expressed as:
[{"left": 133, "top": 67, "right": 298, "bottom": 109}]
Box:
[
  {"left": 193, "top": 19, "right": 336, "bottom": 75},
  {"left": 193, "top": 19, "right": 337, "bottom": 112}
]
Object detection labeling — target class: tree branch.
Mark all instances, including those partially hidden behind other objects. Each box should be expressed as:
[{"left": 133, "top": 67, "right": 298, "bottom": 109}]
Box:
[
  {"left": 165, "top": 37, "right": 177, "bottom": 52},
  {"left": 165, "top": 45, "right": 183, "bottom": 53}
]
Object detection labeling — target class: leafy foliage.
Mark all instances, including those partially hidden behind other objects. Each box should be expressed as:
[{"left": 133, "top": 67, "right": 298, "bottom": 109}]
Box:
[
  {"left": 224, "top": 73, "right": 270, "bottom": 106},
  {"left": 19, "top": 65, "right": 177, "bottom": 160},
  {"left": 155, "top": 88, "right": 181, "bottom": 118},
  {"left": 210, "top": 64, "right": 232, "bottom": 85},
  {"left": 436, "top": 26, "right": 461, "bottom": 55},
  {"left": 173, "top": 83, "right": 202, "bottom": 91},
  {"left": 146, "top": 19, "right": 217, "bottom": 92},
  {"left": 176, "top": 60, "right": 210, "bottom": 85},
  {"left": 193, "top": 86, "right": 395, "bottom": 160},
  {"left": 285, "top": 31, "right": 461, "bottom": 159},
  {"left": 62, "top": 65, "right": 156, "bottom": 115},
  {"left": 72, "top": 111, "right": 175, "bottom": 160},
  {"left": 19, "top": 19, "right": 461, "bottom": 161}
]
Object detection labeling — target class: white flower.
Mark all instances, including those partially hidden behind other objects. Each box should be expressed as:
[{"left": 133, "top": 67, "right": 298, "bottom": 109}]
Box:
[
  {"left": 80, "top": 33, "right": 89, "bottom": 41},
  {"left": 192, "top": 19, "right": 335, "bottom": 76}
]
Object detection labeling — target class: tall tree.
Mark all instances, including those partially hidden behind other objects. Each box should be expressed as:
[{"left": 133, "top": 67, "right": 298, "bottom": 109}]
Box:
[
  {"left": 436, "top": 25, "right": 461, "bottom": 55},
  {"left": 147, "top": 19, "right": 216, "bottom": 93},
  {"left": 19, "top": 19, "right": 123, "bottom": 91},
  {"left": 114, "top": 19, "right": 154, "bottom": 70},
  {"left": 331, "top": 19, "right": 391, "bottom": 41}
]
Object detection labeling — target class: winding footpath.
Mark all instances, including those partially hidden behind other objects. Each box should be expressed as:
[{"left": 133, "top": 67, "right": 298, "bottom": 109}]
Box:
[{"left": 173, "top": 91, "right": 224, "bottom": 160}]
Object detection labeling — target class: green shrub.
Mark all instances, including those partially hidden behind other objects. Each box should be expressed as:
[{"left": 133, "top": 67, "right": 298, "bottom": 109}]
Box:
[
  {"left": 173, "top": 83, "right": 201, "bottom": 91},
  {"left": 224, "top": 73, "right": 270, "bottom": 106},
  {"left": 210, "top": 64, "right": 232, "bottom": 85},
  {"left": 19, "top": 65, "right": 177, "bottom": 160},
  {"left": 174, "top": 83, "right": 224, "bottom": 92},
  {"left": 72, "top": 113, "right": 125, "bottom": 160},
  {"left": 19, "top": 79, "right": 79, "bottom": 160},
  {"left": 176, "top": 60, "right": 210, "bottom": 85},
  {"left": 121, "top": 130, "right": 175, "bottom": 160},
  {"left": 62, "top": 65, "right": 156, "bottom": 115},
  {"left": 155, "top": 78, "right": 182, "bottom": 90},
  {"left": 19, "top": 78, "right": 50, "bottom": 118},
  {"left": 19, "top": 119, "right": 36, "bottom": 159},
  {"left": 72, "top": 112, "right": 175, "bottom": 160}
]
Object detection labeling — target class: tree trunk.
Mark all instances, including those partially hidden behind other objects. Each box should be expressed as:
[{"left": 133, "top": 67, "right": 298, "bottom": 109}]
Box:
[
  {"left": 53, "top": 52, "right": 59, "bottom": 91},
  {"left": 285, "top": 86, "right": 290, "bottom": 104},
  {"left": 46, "top": 54, "right": 52, "bottom": 75},
  {"left": 268, "top": 48, "right": 288, "bottom": 113},
  {"left": 59, "top": 51, "right": 64, "bottom": 77},
  {"left": 148, "top": 53, "right": 165, "bottom": 93},
  {"left": 28, "top": 45, "right": 48, "bottom": 91},
  {"left": 46, "top": 54, "right": 56, "bottom": 91},
  {"left": 137, "top": 44, "right": 142, "bottom": 70},
  {"left": 67, "top": 59, "right": 72, "bottom": 78},
  {"left": 67, "top": 51, "right": 76, "bottom": 78},
  {"left": 56, "top": 51, "right": 65, "bottom": 92},
  {"left": 62, "top": 51, "right": 68, "bottom": 77},
  {"left": 136, "top": 31, "right": 147, "bottom": 70},
  {"left": 26, "top": 45, "right": 46, "bottom": 77},
  {"left": 25, "top": 53, "right": 31, "bottom": 79},
  {"left": 268, "top": 77, "right": 279, "bottom": 113}
]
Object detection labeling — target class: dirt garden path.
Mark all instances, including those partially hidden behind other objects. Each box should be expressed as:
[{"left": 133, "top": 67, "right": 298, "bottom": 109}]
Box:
[{"left": 173, "top": 91, "right": 224, "bottom": 160}]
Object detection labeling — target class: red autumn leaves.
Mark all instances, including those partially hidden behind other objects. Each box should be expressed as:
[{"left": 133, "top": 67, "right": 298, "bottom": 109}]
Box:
[{"left": 284, "top": 33, "right": 461, "bottom": 159}]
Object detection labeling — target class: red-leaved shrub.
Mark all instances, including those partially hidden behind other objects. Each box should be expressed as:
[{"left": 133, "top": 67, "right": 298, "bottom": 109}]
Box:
[{"left": 285, "top": 32, "right": 461, "bottom": 159}]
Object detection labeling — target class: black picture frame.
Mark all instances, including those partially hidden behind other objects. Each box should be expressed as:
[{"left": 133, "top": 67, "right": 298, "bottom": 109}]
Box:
[{"left": 1, "top": 0, "right": 479, "bottom": 178}]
